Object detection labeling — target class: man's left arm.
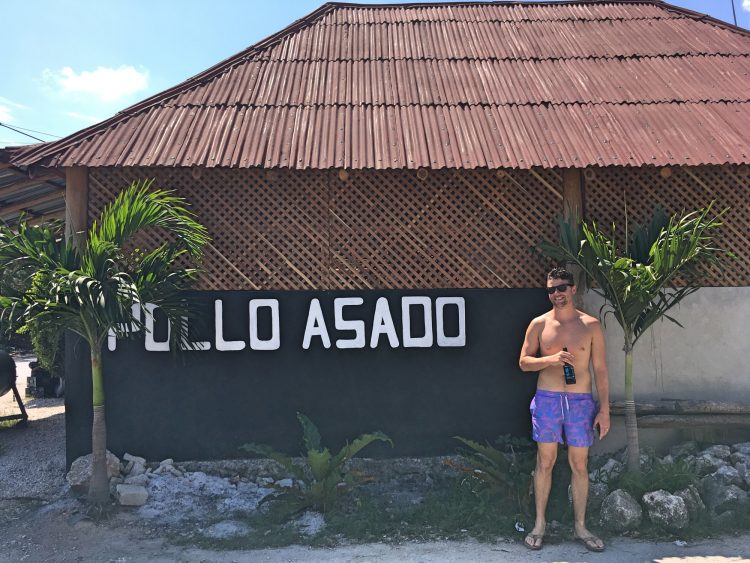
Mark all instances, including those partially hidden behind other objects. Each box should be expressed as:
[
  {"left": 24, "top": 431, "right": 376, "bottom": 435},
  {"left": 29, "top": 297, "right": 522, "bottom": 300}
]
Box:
[{"left": 591, "top": 320, "right": 610, "bottom": 439}]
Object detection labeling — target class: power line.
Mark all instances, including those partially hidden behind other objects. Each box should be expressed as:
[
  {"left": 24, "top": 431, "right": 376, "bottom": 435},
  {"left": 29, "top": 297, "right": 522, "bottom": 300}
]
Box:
[
  {"left": 0, "top": 122, "right": 45, "bottom": 143},
  {"left": 1, "top": 123, "right": 61, "bottom": 138},
  {"left": 731, "top": 0, "right": 737, "bottom": 26}
]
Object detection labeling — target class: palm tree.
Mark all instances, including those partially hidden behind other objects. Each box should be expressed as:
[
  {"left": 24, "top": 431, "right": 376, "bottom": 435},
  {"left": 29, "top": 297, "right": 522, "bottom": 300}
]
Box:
[
  {"left": 541, "top": 204, "right": 729, "bottom": 472},
  {"left": 0, "top": 180, "right": 208, "bottom": 504}
]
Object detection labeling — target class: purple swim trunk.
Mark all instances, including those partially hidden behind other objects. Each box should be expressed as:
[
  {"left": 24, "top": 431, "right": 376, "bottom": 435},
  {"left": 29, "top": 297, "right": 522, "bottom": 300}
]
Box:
[{"left": 530, "top": 389, "right": 597, "bottom": 448}]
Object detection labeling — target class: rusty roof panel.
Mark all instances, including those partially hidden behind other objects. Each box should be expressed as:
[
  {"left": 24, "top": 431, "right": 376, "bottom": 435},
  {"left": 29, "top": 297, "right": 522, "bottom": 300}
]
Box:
[
  {"left": 38, "top": 102, "right": 750, "bottom": 170},
  {"left": 320, "top": 3, "right": 672, "bottom": 24},
  {"left": 12, "top": 1, "right": 750, "bottom": 170},
  {"left": 262, "top": 18, "right": 750, "bottom": 61},
  {"left": 169, "top": 55, "right": 750, "bottom": 107}
]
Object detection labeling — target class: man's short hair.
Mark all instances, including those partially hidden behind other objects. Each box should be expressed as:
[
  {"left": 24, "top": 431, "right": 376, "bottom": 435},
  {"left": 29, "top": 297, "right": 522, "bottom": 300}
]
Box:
[{"left": 547, "top": 267, "right": 575, "bottom": 284}]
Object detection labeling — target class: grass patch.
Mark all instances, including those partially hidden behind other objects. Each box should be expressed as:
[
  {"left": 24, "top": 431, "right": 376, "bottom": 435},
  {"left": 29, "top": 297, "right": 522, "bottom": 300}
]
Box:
[
  {"left": 613, "top": 459, "right": 698, "bottom": 499},
  {"left": 0, "top": 418, "right": 24, "bottom": 430}
]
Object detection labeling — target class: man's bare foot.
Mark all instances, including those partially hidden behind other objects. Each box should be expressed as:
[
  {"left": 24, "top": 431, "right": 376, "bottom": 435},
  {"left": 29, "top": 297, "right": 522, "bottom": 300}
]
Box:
[
  {"left": 574, "top": 524, "right": 605, "bottom": 552},
  {"left": 524, "top": 525, "right": 545, "bottom": 550}
]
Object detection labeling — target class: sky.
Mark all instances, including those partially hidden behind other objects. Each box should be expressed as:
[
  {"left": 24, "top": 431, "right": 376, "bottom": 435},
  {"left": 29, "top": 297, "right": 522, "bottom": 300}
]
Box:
[{"left": 1, "top": 0, "right": 749, "bottom": 149}]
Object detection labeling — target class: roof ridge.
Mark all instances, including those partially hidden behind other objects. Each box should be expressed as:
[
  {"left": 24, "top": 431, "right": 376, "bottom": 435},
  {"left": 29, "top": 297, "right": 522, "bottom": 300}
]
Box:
[
  {"left": 323, "top": 1, "right": 749, "bottom": 36},
  {"left": 158, "top": 100, "right": 750, "bottom": 110},
  {"left": 250, "top": 52, "right": 750, "bottom": 63}
]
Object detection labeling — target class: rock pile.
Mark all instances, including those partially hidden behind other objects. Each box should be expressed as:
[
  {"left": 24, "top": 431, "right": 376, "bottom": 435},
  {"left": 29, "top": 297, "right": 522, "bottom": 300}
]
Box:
[{"left": 593, "top": 441, "right": 750, "bottom": 533}]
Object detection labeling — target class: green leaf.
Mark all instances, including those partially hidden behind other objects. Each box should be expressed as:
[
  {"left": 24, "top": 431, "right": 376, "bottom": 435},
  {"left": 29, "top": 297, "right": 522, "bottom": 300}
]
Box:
[
  {"left": 307, "top": 448, "right": 333, "bottom": 481},
  {"left": 297, "top": 412, "right": 322, "bottom": 452}
]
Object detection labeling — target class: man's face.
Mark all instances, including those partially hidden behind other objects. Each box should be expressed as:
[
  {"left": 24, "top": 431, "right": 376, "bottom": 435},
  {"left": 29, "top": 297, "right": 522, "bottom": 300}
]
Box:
[{"left": 547, "top": 277, "right": 575, "bottom": 308}]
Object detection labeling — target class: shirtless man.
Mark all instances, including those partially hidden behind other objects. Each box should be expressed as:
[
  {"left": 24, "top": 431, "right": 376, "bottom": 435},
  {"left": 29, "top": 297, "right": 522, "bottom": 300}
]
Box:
[{"left": 518, "top": 268, "right": 610, "bottom": 552}]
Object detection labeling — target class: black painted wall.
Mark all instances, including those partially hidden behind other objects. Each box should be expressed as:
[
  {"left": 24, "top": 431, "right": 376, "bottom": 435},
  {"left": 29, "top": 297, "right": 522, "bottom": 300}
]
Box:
[{"left": 66, "top": 289, "right": 548, "bottom": 465}]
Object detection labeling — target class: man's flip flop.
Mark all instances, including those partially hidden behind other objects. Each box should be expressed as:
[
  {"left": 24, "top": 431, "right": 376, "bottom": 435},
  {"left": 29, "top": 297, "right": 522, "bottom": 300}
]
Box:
[
  {"left": 524, "top": 533, "right": 544, "bottom": 550},
  {"left": 574, "top": 534, "right": 605, "bottom": 552}
]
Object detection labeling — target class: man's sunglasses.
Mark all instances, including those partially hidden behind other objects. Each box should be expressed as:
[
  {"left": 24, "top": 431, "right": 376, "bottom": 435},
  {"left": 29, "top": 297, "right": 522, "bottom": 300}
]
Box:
[{"left": 546, "top": 283, "right": 573, "bottom": 294}]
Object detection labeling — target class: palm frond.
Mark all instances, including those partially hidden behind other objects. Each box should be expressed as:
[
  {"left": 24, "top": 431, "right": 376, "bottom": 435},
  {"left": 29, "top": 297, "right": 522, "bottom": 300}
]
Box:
[
  {"left": 89, "top": 179, "right": 209, "bottom": 258},
  {"left": 539, "top": 203, "right": 730, "bottom": 347}
]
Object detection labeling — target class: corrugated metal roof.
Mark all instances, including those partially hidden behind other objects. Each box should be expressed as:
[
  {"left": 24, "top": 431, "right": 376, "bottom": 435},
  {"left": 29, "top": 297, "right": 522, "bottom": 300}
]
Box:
[
  {"left": 0, "top": 154, "right": 66, "bottom": 225},
  {"left": 12, "top": 1, "right": 750, "bottom": 170}
]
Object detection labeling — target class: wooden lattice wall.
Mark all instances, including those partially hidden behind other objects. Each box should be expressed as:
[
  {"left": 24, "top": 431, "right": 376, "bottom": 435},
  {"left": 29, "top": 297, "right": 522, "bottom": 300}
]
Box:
[
  {"left": 585, "top": 165, "right": 750, "bottom": 287},
  {"left": 87, "top": 165, "right": 749, "bottom": 290},
  {"left": 88, "top": 168, "right": 562, "bottom": 290}
]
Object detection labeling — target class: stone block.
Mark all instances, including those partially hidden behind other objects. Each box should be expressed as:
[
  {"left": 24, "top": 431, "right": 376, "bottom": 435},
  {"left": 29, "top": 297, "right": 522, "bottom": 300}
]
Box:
[
  {"left": 116, "top": 484, "right": 149, "bottom": 506},
  {"left": 123, "top": 453, "right": 147, "bottom": 465},
  {"left": 124, "top": 474, "right": 150, "bottom": 486}
]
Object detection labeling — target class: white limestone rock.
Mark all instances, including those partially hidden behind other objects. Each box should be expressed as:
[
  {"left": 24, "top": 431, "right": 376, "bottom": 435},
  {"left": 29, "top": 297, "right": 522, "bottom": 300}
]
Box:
[
  {"left": 731, "top": 442, "right": 750, "bottom": 455},
  {"left": 123, "top": 452, "right": 147, "bottom": 465},
  {"left": 116, "top": 483, "right": 149, "bottom": 506},
  {"left": 129, "top": 461, "right": 146, "bottom": 477},
  {"left": 675, "top": 484, "right": 706, "bottom": 520},
  {"left": 694, "top": 454, "right": 726, "bottom": 476},
  {"left": 600, "top": 489, "right": 643, "bottom": 532},
  {"left": 702, "top": 481, "right": 749, "bottom": 513},
  {"left": 66, "top": 451, "right": 122, "bottom": 495},
  {"left": 588, "top": 482, "right": 610, "bottom": 512},
  {"left": 589, "top": 459, "right": 624, "bottom": 483},
  {"left": 701, "top": 445, "right": 731, "bottom": 460},
  {"left": 642, "top": 489, "right": 689, "bottom": 530},
  {"left": 735, "top": 463, "right": 749, "bottom": 488},
  {"left": 124, "top": 474, "right": 150, "bottom": 486},
  {"left": 670, "top": 441, "right": 699, "bottom": 459},
  {"left": 702, "top": 466, "right": 743, "bottom": 489}
]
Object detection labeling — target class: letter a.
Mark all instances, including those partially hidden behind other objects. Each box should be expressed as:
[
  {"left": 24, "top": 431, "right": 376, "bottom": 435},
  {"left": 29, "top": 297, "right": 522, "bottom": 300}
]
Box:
[
  {"left": 370, "top": 297, "right": 399, "bottom": 348},
  {"left": 302, "top": 298, "right": 331, "bottom": 349}
]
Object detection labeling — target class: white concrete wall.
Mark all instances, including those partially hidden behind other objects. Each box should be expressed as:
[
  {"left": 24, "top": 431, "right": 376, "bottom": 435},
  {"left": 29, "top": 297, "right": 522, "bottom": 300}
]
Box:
[{"left": 583, "top": 287, "right": 750, "bottom": 403}]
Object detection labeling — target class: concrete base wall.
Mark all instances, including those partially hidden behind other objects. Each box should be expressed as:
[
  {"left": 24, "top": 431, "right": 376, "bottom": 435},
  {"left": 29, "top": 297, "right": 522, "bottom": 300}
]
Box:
[{"left": 583, "top": 287, "right": 750, "bottom": 403}]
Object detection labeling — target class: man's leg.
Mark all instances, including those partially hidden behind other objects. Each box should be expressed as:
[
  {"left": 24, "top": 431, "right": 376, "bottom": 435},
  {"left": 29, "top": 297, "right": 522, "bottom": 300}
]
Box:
[
  {"left": 568, "top": 446, "right": 604, "bottom": 550},
  {"left": 527, "top": 441, "right": 557, "bottom": 548}
]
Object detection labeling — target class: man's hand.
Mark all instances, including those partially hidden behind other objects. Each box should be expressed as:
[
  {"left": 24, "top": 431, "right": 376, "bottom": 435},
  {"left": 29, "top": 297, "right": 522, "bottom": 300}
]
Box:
[
  {"left": 593, "top": 410, "right": 610, "bottom": 440},
  {"left": 547, "top": 349, "right": 574, "bottom": 367}
]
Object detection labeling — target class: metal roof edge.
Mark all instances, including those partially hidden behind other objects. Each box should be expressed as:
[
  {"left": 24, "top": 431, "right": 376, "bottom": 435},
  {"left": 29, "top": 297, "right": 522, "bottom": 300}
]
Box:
[
  {"left": 656, "top": 0, "right": 750, "bottom": 36},
  {"left": 11, "top": 0, "right": 749, "bottom": 169},
  {"left": 12, "top": 2, "right": 340, "bottom": 168}
]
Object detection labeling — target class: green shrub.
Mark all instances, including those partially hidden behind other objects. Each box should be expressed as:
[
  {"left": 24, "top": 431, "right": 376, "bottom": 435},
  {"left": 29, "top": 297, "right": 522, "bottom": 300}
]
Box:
[
  {"left": 451, "top": 434, "right": 536, "bottom": 521},
  {"left": 27, "top": 318, "right": 65, "bottom": 377},
  {"left": 613, "top": 458, "right": 698, "bottom": 499},
  {"left": 240, "top": 412, "right": 392, "bottom": 513}
]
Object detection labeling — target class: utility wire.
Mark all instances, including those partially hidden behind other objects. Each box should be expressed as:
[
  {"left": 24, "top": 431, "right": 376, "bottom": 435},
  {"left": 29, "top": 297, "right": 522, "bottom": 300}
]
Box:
[
  {"left": 731, "top": 0, "right": 737, "bottom": 26},
  {"left": 0, "top": 122, "right": 45, "bottom": 143},
  {"left": 1, "top": 123, "right": 60, "bottom": 138}
]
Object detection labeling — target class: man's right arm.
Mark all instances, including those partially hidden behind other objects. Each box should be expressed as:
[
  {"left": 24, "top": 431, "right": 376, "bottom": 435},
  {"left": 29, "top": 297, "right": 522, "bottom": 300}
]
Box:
[{"left": 518, "top": 317, "right": 573, "bottom": 372}]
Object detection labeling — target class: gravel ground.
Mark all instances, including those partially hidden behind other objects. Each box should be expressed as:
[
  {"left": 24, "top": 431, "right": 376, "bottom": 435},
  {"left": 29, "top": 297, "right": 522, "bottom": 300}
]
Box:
[
  {"left": 1, "top": 357, "right": 750, "bottom": 562},
  {"left": 0, "top": 356, "right": 66, "bottom": 503}
]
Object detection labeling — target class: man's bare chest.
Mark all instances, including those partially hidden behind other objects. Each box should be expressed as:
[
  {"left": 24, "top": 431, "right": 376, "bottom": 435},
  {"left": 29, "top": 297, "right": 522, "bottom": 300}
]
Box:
[{"left": 539, "top": 320, "right": 591, "bottom": 356}]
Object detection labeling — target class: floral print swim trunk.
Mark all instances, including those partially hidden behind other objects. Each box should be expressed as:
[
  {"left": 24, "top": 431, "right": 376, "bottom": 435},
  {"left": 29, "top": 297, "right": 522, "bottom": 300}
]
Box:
[{"left": 530, "top": 389, "right": 597, "bottom": 448}]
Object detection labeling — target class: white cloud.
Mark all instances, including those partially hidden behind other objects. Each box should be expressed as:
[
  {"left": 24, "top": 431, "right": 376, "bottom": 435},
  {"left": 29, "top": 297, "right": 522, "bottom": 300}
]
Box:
[
  {"left": 65, "top": 111, "right": 101, "bottom": 124},
  {"left": 0, "top": 97, "right": 29, "bottom": 110},
  {"left": 0, "top": 105, "right": 12, "bottom": 122},
  {"left": 43, "top": 65, "right": 149, "bottom": 103},
  {"left": 744, "top": 0, "right": 750, "bottom": 12}
]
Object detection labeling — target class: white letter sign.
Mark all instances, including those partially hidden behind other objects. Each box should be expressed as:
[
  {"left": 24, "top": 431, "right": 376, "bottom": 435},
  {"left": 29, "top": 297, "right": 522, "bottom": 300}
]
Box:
[
  {"left": 249, "top": 299, "right": 280, "bottom": 350},
  {"left": 302, "top": 298, "right": 331, "bottom": 349}
]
